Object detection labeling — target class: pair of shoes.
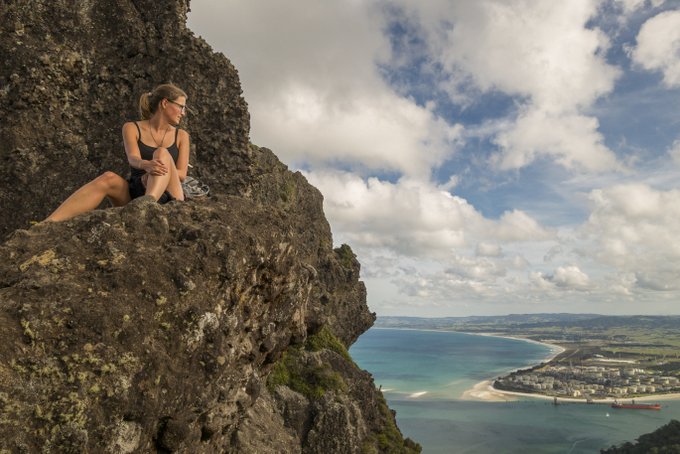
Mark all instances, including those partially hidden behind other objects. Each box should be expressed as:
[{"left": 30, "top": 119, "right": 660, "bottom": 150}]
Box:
[{"left": 181, "top": 176, "right": 210, "bottom": 198}]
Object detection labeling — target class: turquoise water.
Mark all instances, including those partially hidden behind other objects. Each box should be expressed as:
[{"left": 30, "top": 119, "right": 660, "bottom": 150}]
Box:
[{"left": 350, "top": 328, "right": 680, "bottom": 453}]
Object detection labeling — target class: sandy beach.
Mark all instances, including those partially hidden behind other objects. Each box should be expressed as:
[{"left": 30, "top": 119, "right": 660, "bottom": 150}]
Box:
[
  {"left": 459, "top": 334, "right": 565, "bottom": 402},
  {"left": 460, "top": 380, "right": 518, "bottom": 401},
  {"left": 461, "top": 379, "right": 680, "bottom": 403}
]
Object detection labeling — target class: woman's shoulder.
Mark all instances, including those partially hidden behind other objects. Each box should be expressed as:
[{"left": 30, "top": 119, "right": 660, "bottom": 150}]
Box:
[
  {"left": 176, "top": 127, "right": 189, "bottom": 140},
  {"left": 122, "top": 120, "right": 143, "bottom": 131},
  {"left": 121, "top": 121, "right": 144, "bottom": 143}
]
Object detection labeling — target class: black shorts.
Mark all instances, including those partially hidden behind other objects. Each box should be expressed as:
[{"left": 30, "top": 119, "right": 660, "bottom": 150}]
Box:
[{"left": 127, "top": 175, "right": 175, "bottom": 204}]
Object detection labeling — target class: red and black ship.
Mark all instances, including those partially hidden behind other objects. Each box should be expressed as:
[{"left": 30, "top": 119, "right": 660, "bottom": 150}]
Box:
[{"left": 611, "top": 400, "right": 661, "bottom": 410}]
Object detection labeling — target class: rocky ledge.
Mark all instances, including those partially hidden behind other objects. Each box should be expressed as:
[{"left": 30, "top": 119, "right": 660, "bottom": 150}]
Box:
[{"left": 0, "top": 196, "right": 419, "bottom": 453}]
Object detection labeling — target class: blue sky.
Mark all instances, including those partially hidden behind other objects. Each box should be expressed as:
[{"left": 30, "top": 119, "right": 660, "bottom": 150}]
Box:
[{"left": 188, "top": 0, "right": 680, "bottom": 316}]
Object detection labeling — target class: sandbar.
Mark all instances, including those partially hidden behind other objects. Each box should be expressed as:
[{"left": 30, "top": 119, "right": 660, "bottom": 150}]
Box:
[{"left": 460, "top": 380, "right": 517, "bottom": 402}]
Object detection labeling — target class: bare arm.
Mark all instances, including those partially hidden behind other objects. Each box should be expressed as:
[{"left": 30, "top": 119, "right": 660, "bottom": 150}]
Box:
[{"left": 176, "top": 129, "right": 190, "bottom": 182}]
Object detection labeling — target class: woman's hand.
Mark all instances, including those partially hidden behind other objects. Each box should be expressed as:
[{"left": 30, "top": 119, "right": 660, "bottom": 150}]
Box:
[{"left": 142, "top": 159, "right": 168, "bottom": 176}]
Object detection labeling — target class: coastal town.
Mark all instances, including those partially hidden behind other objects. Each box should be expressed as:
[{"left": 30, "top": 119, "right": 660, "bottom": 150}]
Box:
[
  {"left": 377, "top": 314, "right": 680, "bottom": 402},
  {"left": 494, "top": 362, "right": 680, "bottom": 400}
]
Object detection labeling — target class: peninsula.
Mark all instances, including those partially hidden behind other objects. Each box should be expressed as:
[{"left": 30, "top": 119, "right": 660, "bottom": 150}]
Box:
[{"left": 377, "top": 314, "right": 680, "bottom": 401}]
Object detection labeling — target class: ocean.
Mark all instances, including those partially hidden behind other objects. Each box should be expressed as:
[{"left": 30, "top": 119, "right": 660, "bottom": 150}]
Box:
[{"left": 349, "top": 328, "right": 680, "bottom": 453}]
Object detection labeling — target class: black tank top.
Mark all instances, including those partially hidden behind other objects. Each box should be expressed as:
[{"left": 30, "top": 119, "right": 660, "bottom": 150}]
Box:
[{"left": 130, "top": 121, "right": 180, "bottom": 178}]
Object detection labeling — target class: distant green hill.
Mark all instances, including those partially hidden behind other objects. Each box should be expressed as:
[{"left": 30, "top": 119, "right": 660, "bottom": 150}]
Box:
[
  {"left": 376, "top": 314, "right": 680, "bottom": 331},
  {"left": 600, "top": 419, "right": 680, "bottom": 453}
]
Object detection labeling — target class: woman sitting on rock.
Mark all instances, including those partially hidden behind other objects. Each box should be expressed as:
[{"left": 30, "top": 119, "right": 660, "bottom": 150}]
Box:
[{"left": 46, "top": 83, "right": 189, "bottom": 221}]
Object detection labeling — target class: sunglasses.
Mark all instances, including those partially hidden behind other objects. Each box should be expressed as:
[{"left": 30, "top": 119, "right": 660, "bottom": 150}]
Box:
[{"left": 168, "top": 99, "right": 188, "bottom": 113}]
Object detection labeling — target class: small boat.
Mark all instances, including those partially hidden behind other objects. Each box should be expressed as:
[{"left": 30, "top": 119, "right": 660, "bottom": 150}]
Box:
[{"left": 611, "top": 400, "right": 661, "bottom": 410}]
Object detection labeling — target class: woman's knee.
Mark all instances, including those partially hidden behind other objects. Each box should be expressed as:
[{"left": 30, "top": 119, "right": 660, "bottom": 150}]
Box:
[
  {"left": 153, "top": 147, "right": 170, "bottom": 159},
  {"left": 94, "top": 171, "right": 125, "bottom": 190},
  {"left": 153, "top": 148, "right": 176, "bottom": 166}
]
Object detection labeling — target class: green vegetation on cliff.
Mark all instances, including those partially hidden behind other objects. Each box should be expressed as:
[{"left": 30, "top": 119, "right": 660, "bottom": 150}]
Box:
[
  {"left": 361, "top": 392, "right": 422, "bottom": 454},
  {"left": 267, "top": 327, "right": 349, "bottom": 399},
  {"left": 601, "top": 420, "right": 680, "bottom": 453},
  {"left": 267, "top": 326, "right": 421, "bottom": 453}
]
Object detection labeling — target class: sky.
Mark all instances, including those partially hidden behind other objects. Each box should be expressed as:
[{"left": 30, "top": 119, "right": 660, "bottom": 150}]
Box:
[{"left": 187, "top": 0, "right": 680, "bottom": 317}]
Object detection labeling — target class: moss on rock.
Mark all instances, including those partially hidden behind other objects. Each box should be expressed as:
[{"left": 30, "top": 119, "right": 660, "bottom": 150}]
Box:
[
  {"left": 267, "top": 346, "right": 347, "bottom": 400},
  {"left": 305, "top": 325, "right": 352, "bottom": 363}
]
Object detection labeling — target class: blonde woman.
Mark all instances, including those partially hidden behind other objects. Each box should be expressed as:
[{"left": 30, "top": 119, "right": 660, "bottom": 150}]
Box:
[{"left": 46, "top": 84, "right": 190, "bottom": 221}]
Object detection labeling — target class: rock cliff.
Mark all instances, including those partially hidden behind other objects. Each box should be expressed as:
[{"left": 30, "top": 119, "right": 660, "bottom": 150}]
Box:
[{"left": 0, "top": 1, "right": 420, "bottom": 453}]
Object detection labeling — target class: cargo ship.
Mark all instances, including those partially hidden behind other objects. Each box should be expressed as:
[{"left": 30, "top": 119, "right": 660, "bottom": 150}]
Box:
[{"left": 611, "top": 400, "right": 661, "bottom": 410}]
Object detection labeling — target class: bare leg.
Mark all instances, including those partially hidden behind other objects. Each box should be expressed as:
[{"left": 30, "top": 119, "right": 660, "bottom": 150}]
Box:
[
  {"left": 164, "top": 157, "right": 185, "bottom": 201},
  {"left": 46, "top": 171, "right": 131, "bottom": 222},
  {"left": 144, "top": 148, "right": 184, "bottom": 201}
]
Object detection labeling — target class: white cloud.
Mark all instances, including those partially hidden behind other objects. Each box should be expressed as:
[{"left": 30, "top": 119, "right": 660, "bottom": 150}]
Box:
[
  {"left": 631, "top": 9, "right": 680, "bottom": 88},
  {"left": 335, "top": 179, "right": 680, "bottom": 309},
  {"left": 530, "top": 265, "right": 591, "bottom": 291},
  {"left": 582, "top": 184, "right": 680, "bottom": 292},
  {"left": 189, "top": 1, "right": 627, "bottom": 176},
  {"left": 492, "top": 108, "right": 623, "bottom": 172},
  {"left": 530, "top": 271, "right": 555, "bottom": 291},
  {"left": 304, "top": 169, "right": 561, "bottom": 308},
  {"left": 303, "top": 170, "right": 484, "bottom": 257},
  {"left": 511, "top": 255, "right": 531, "bottom": 269},
  {"left": 392, "top": 0, "right": 623, "bottom": 171},
  {"left": 544, "top": 245, "right": 563, "bottom": 262},
  {"left": 445, "top": 255, "right": 507, "bottom": 281},
  {"left": 254, "top": 89, "right": 462, "bottom": 177},
  {"left": 495, "top": 210, "right": 555, "bottom": 242},
  {"left": 458, "top": 2, "right": 613, "bottom": 110},
  {"left": 394, "top": 267, "right": 500, "bottom": 302},
  {"left": 669, "top": 139, "right": 680, "bottom": 165},
  {"left": 187, "top": 1, "right": 462, "bottom": 178},
  {"left": 304, "top": 169, "right": 554, "bottom": 257},
  {"left": 476, "top": 242, "right": 503, "bottom": 257},
  {"left": 553, "top": 265, "right": 591, "bottom": 290}
]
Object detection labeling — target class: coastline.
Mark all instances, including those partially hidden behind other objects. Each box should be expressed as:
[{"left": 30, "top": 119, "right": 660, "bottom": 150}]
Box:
[
  {"left": 462, "top": 331, "right": 566, "bottom": 362},
  {"left": 457, "top": 333, "right": 680, "bottom": 403},
  {"left": 461, "top": 379, "right": 680, "bottom": 403},
  {"left": 371, "top": 327, "right": 680, "bottom": 404},
  {"left": 457, "top": 331, "right": 566, "bottom": 401},
  {"left": 372, "top": 327, "right": 566, "bottom": 361},
  {"left": 371, "top": 327, "right": 570, "bottom": 401},
  {"left": 459, "top": 333, "right": 566, "bottom": 402}
]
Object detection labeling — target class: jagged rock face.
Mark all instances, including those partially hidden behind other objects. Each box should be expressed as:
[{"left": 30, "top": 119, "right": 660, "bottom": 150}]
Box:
[
  {"left": 0, "top": 0, "right": 249, "bottom": 238},
  {"left": 0, "top": 197, "right": 381, "bottom": 453},
  {"left": 0, "top": 0, "right": 419, "bottom": 452},
  {"left": 247, "top": 146, "right": 374, "bottom": 347},
  {"left": 0, "top": 197, "right": 310, "bottom": 451}
]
